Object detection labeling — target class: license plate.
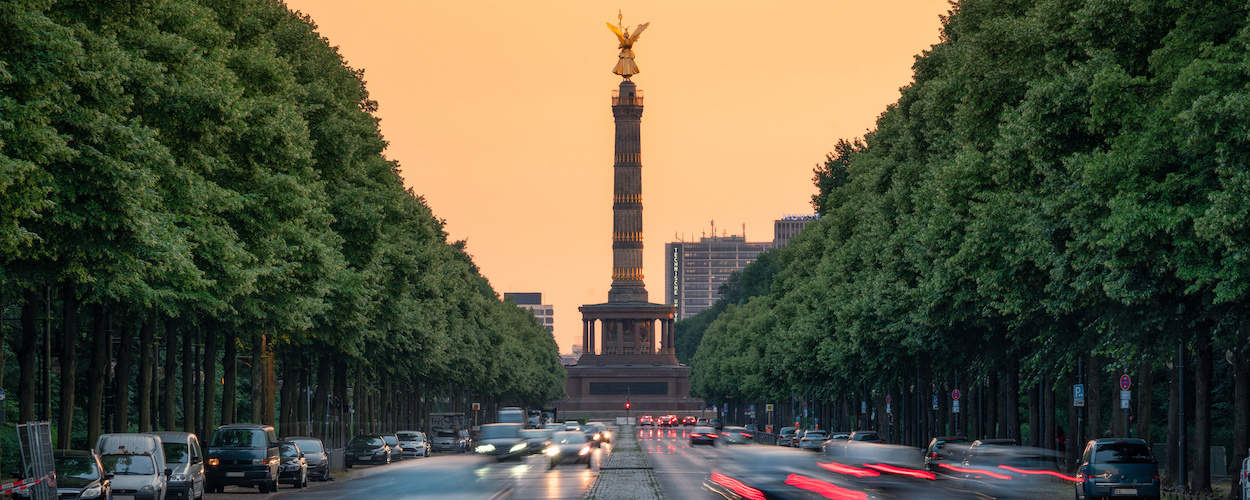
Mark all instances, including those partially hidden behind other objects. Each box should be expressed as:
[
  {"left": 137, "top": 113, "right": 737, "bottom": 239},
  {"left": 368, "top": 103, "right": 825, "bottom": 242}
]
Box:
[
  {"left": 227, "top": 471, "right": 244, "bottom": 477},
  {"left": 1113, "top": 489, "right": 1137, "bottom": 495},
  {"left": 360, "top": 454, "right": 373, "bottom": 459}
]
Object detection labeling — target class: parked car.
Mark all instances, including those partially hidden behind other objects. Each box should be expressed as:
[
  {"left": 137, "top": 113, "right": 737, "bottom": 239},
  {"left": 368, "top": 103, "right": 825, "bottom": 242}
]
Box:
[
  {"left": 204, "top": 424, "right": 280, "bottom": 493},
  {"left": 519, "top": 428, "right": 556, "bottom": 455},
  {"left": 154, "top": 431, "right": 206, "bottom": 500},
  {"left": 798, "top": 430, "right": 828, "bottom": 450},
  {"left": 1075, "top": 439, "right": 1160, "bottom": 500},
  {"left": 345, "top": 435, "right": 392, "bottom": 467},
  {"left": 776, "top": 427, "right": 797, "bottom": 447},
  {"left": 639, "top": 415, "right": 654, "bottom": 426},
  {"left": 474, "top": 423, "right": 528, "bottom": 461},
  {"left": 95, "top": 433, "right": 170, "bottom": 499},
  {"left": 17, "top": 450, "right": 112, "bottom": 500},
  {"left": 690, "top": 426, "right": 719, "bottom": 446},
  {"left": 849, "top": 430, "right": 882, "bottom": 443},
  {"left": 283, "top": 436, "right": 329, "bottom": 481},
  {"left": 431, "top": 428, "right": 462, "bottom": 452},
  {"left": 381, "top": 434, "right": 404, "bottom": 460},
  {"left": 923, "top": 436, "right": 968, "bottom": 471},
  {"left": 277, "top": 441, "right": 308, "bottom": 488},
  {"left": 396, "top": 431, "right": 430, "bottom": 458},
  {"left": 546, "top": 431, "right": 593, "bottom": 469}
]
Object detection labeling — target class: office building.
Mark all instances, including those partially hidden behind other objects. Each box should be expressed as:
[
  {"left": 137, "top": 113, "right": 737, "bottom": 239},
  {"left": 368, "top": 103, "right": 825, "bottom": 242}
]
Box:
[
  {"left": 504, "top": 292, "right": 553, "bottom": 333},
  {"left": 774, "top": 214, "right": 818, "bottom": 248},
  {"left": 665, "top": 234, "right": 772, "bottom": 320}
]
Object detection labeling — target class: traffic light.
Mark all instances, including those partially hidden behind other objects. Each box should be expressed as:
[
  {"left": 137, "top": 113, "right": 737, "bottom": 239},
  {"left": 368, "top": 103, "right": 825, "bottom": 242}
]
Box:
[{"left": 625, "top": 402, "right": 631, "bottom": 409}]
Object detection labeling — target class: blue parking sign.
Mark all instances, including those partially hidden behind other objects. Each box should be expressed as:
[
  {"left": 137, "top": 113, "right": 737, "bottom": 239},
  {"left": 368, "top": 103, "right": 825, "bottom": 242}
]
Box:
[{"left": 1073, "top": 384, "right": 1086, "bottom": 407}]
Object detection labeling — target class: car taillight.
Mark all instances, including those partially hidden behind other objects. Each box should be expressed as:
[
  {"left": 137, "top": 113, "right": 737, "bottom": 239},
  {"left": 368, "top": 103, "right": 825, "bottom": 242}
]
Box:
[
  {"left": 707, "top": 433, "right": 719, "bottom": 438},
  {"left": 742, "top": 433, "right": 752, "bottom": 438},
  {"left": 930, "top": 452, "right": 938, "bottom": 458},
  {"left": 691, "top": 433, "right": 702, "bottom": 437}
]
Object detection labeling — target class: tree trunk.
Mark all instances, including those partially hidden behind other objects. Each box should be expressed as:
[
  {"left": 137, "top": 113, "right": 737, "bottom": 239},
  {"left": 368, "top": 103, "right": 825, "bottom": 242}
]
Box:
[
  {"left": 182, "top": 322, "right": 195, "bottom": 433},
  {"left": 251, "top": 335, "right": 264, "bottom": 424},
  {"left": 986, "top": 377, "right": 999, "bottom": 438},
  {"left": 1065, "top": 370, "right": 1080, "bottom": 471},
  {"left": 279, "top": 351, "right": 294, "bottom": 435},
  {"left": 313, "top": 352, "right": 329, "bottom": 438},
  {"left": 1168, "top": 350, "right": 1181, "bottom": 487},
  {"left": 1044, "top": 375, "right": 1056, "bottom": 452},
  {"left": 263, "top": 336, "right": 277, "bottom": 427},
  {"left": 114, "top": 321, "right": 133, "bottom": 432},
  {"left": 1028, "top": 379, "right": 1040, "bottom": 447},
  {"left": 221, "top": 329, "right": 237, "bottom": 426},
  {"left": 57, "top": 283, "right": 80, "bottom": 449},
  {"left": 1137, "top": 359, "right": 1152, "bottom": 443},
  {"left": 163, "top": 319, "right": 177, "bottom": 430},
  {"left": 334, "top": 359, "right": 347, "bottom": 448},
  {"left": 202, "top": 324, "right": 217, "bottom": 438},
  {"left": 1232, "top": 344, "right": 1249, "bottom": 500},
  {"left": 1005, "top": 369, "right": 1020, "bottom": 442},
  {"left": 137, "top": 321, "right": 154, "bottom": 432},
  {"left": 1193, "top": 337, "right": 1211, "bottom": 492},
  {"left": 86, "top": 304, "right": 108, "bottom": 448},
  {"left": 19, "top": 289, "right": 38, "bottom": 423},
  {"left": 1086, "top": 355, "right": 1104, "bottom": 439}
]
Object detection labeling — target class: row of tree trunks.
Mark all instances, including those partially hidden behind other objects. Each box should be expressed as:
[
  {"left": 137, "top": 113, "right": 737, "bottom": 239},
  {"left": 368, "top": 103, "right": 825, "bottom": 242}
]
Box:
[
  {"left": 221, "top": 330, "right": 237, "bottom": 426},
  {"left": 57, "top": 282, "right": 79, "bottom": 449},
  {"left": 138, "top": 321, "right": 154, "bottom": 432}
]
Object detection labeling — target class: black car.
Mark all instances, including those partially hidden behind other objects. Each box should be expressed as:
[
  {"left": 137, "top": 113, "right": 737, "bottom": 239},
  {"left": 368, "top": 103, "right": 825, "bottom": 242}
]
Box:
[
  {"left": 690, "top": 426, "right": 719, "bottom": 446},
  {"left": 205, "top": 424, "right": 281, "bottom": 493},
  {"left": 19, "top": 450, "right": 112, "bottom": 500},
  {"left": 923, "top": 436, "right": 969, "bottom": 471},
  {"left": 849, "top": 430, "right": 882, "bottom": 443},
  {"left": 473, "top": 423, "right": 527, "bottom": 461},
  {"left": 283, "top": 436, "right": 330, "bottom": 481},
  {"left": 277, "top": 441, "right": 309, "bottom": 488},
  {"left": 1076, "top": 439, "right": 1160, "bottom": 500},
  {"left": 345, "top": 435, "right": 392, "bottom": 467}
]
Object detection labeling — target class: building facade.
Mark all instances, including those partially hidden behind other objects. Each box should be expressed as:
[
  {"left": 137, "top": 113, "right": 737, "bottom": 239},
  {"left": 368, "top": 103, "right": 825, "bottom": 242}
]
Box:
[
  {"left": 773, "top": 214, "right": 818, "bottom": 248},
  {"left": 504, "top": 292, "right": 554, "bottom": 333},
  {"left": 665, "top": 235, "right": 772, "bottom": 320}
]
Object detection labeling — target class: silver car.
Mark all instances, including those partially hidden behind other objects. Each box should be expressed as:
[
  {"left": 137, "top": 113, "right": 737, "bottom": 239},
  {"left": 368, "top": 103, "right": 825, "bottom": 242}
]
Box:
[
  {"left": 155, "top": 431, "right": 205, "bottom": 500},
  {"left": 798, "top": 430, "right": 828, "bottom": 450},
  {"left": 431, "top": 429, "right": 461, "bottom": 452},
  {"left": 100, "top": 452, "right": 167, "bottom": 500},
  {"left": 397, "top": 431, "right": 430, "bottom": 458}
]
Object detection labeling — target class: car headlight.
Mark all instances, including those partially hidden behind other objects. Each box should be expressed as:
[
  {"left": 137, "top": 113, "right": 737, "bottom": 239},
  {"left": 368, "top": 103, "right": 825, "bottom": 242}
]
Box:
[
  {"left": 170, "top": 473, "right": 186, "bottom": 482},
  {"left": 207, "top": 458, "right": 219, "bottom": 467},
  {"left": 475, "top": 444, "right": 496, "bottom": 453},
  {"left": 79, "top": 485, "right": 103, "bottom": 499},
  {"left": 267, "top": 456, "right": 281, "bottom": 466},
  {"left": 594, "top": 433, "right": 602, "bottom": 440},
  {"left": 509, "top": 442, "right": 528, "bottom": 453},
  {"left": 578, "top": 446, "right": 591, "bottom": 456},
  {"left": 545, "top": 446, "right": 560, "bottom": 457},
  {"left": 140, "top": 485, "right": 155, "bottom": 492}
]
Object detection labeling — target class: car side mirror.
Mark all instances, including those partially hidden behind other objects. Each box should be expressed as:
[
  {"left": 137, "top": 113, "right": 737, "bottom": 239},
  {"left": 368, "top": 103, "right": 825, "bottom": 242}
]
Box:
[
  {"left": 164, "top": 468, "right": 173, "bottom": 478},
  {"left": 105, "top": 472, "right": 115, "bottom": 480}
]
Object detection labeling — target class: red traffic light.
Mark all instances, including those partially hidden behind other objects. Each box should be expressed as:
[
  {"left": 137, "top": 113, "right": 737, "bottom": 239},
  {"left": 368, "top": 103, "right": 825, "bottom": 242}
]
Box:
[{"left": 625, "top": 402, "right": 632, "bottom": 409}]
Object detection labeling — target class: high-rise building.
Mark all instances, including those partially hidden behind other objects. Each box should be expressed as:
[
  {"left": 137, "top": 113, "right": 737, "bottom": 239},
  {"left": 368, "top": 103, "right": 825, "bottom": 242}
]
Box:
[
  {"left": 773, "top": 214, "right": 818, "bottom": 248},
  {"left": 665, "top": 235, "right": 772, "bottom": 320},
  {"left": 504, "top": 292, "right": 553, "bottom": 333}
]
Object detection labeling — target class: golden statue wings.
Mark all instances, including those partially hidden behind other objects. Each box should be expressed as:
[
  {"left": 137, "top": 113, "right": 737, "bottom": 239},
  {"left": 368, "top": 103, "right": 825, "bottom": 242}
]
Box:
[{"left": 607, "top": 16, "right": 649, "bottom": 78}]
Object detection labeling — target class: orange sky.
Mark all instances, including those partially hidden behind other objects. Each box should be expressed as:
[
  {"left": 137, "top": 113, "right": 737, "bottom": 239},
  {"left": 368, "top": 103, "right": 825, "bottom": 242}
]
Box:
[{"left": 284, "top": 0, "right": 952, "bottom": 353}]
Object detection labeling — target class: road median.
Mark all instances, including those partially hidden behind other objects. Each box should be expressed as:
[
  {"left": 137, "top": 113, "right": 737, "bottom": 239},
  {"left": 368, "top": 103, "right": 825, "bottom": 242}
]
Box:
[{"left": 588, "top": 425, "right": 661, "bottom": 500}]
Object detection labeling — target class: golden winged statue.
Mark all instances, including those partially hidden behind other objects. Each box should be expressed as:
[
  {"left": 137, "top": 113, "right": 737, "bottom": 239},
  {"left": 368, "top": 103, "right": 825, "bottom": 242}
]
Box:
[{"left": 607, "top": 12, "right": 649, "bottom": 79}]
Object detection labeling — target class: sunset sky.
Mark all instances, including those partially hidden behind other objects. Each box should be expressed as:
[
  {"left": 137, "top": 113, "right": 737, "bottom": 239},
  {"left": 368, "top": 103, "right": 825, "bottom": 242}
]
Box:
[{"left": 284, "top": 0, "right": 953, "bottom": 353}]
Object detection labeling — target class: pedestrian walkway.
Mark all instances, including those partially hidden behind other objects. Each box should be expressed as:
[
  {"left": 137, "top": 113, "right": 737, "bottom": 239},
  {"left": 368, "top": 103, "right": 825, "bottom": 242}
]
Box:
[{"left": 588, "top": 425, "right": 661, "bottom": 500}]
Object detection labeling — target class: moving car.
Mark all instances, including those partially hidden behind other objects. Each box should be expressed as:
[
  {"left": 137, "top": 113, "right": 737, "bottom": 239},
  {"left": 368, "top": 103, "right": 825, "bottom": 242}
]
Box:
[
  {"left": 690, "top": 426, "right": 719, "bottom": 446},
  {"left": 776, "top": 427, "right": 797, "bottom": 447},
  {"left": 345, "top": 435, "right": 392, "bottom": 467},
  {"left": 798, "top": 430, "right": 828, "bottom": 450},
  {"left": 18, "top": 450, "right": 112, "bottom": 500},
  {"left": 719, "top": 426, "right": 753, "bottom": 445},
  {"left": 381, "top": 434, "right": 404, "bottom": 460},
  {"left": 546, "top": 431, "right": 593, "bottom": 468},
  {"left": 519, "top": 428, "right": 556, "bottom": 455},
  {"left": 1075, "top": 439, "right": 1160, "bottom": 500},
  {"left": 584, "top": 423, "right": 610, "bottom": 446},
  {"left": 660, "top": 415, "right": 678, "bottom": 427},
  {"left": 499, "top": 407, "right": 525, "bottom": 424},
  {"left": 681, "top": 416, "right": 697, "bottom": 426},
  {"left": 431, "top": 428, "right": 462, "bottom": 452},
  {"left": 396, "top": 431, "right": 430, "bottom": 458},
  {"left": 639, "top": 415, "right": 655, "bottom": 426},
  {"left": 923, "top": 436, "right": 968, "bottom": 471},
  {"left": 95, "top": 433, "right": 170, "bottom": 499},
  {"left": 474, "top": 423, "right": 528, "bottom": 461},
  {"left": 277, "top": 441, "right": 308, "bottom": 489},
  {"left": 283, "top": 436, "right": 329, "bottom": 481},
  {"left": 563, "top": 421, "right": 581, "bottom": 431},
  {"left": 204, "top": 424, "right": 280, "bottom": 493},
  {"left": 154, "top": 431, "right": 205, "bottom": 500},
  {"left": 849, "top": 430, "right": 882, "bottom": 443}
]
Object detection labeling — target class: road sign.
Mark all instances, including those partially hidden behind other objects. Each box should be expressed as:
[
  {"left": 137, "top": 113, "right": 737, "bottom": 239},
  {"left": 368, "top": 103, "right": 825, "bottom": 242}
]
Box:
[
  {"left": 931, "top": 394, "right": 939, "bottom": 410},
  {"left": 471, "top": 402, "right": 480, "bottom": 411},
  {"left": 884, "top": 395, "right": 892, "bottom": 404},
  {"left": 0, "top": 389, "right": 7, "bottom": 402},
  {"left": 860, "top": 401, "right": 867, "bottom": 414},
  {"left": 951, "top": 389, "right": 961, "bottom": 401},
  {"left": 1120, "top": 390, "right": 1131, "bottom": 409},
  {"left": 1073, "top": 384, "right": 1086, "bottom": 407},
  {"left": 952, "top": 400, "right": 961, "bottom": 414},
  {"left": 766, "top": 404, "right": 774, "bottom": 412},
  {"left": 1119, "top": 374, "right": 1132, "bottom": 391}
]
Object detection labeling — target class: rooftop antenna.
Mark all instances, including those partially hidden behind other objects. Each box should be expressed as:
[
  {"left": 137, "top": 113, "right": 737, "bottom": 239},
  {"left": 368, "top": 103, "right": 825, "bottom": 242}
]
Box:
[{"left": 742, "top": 223, "right": 746, "bottom": 239}]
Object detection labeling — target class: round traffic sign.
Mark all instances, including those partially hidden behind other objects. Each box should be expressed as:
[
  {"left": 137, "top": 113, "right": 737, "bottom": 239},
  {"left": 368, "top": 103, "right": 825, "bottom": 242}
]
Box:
[
  {"left": 1119, "top": 374, "right": 1131, "bottom": 391},
  {"left": 951, "top": 389, "right": 961, "bottom": 400}
]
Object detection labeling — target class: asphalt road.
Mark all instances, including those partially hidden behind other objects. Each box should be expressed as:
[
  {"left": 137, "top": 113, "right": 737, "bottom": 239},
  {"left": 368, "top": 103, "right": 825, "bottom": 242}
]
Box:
[{"left": 638, "top": 426, "right": 720, "bottom": 499}]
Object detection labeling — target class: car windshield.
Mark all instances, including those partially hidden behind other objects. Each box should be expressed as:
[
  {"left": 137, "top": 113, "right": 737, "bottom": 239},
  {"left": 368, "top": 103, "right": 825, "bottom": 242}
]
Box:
[
  {"left": 383, "top": 436, "right": 399, "bottom": 446},
  {"left": 280, "top": 443, "right": 300, "bottom": 458},
  {"left": 1096, "top": 442, "right": 1154, "bottom": 464},
  {"left": 397, "top": 433, "right": 422, "bottom": 441},
  {"left": 436, "top": 430, "right": 457, "bottom": 438},
  {"left": 853, "top": 433, "right": 879, "bottom": 441},
  {"left": 211, "top": 429, "right": 265, "bottom": 448},
  {"left": 54, "top": 455, "right": 99, "bottom": 481},
  {"left": 292, "top": 439, "right": 323, "bottom": 453},
  {"left": 101, "top": 454, "right": 156, "bottom": 475},
  {"left": 163, "top": 442, "right": 189, "bottom": 463},
  {"left": 553, "top": 432, "right": 586, "bottom": 444},
  {"left": 350, "top": 437, "right": 383, "bottom": 447},
  {"left": 520, "top": 429, "right": 553, "bottom": 438},
  {"left": 479, "top": 425, "right": 522, "bottom": 439},
  {"left": 805, "top": 432, "right": 827, "bottom": 439}
]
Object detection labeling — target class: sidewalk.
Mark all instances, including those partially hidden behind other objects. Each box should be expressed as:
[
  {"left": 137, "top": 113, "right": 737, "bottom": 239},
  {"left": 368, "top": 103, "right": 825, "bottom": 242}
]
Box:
[{"left": 587, "top": 425, "right": 661, "bottom": 500}]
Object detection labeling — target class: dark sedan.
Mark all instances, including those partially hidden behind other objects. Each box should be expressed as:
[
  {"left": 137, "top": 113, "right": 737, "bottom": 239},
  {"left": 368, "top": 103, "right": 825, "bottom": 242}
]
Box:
[
  {"left": 473, "top": 423, "right": 527, "bottom": 461},
  {"left": 345, "top": 435, "right": 392, "bottom": 467},
  {"left": 277, "top": 441, "right": 308, "bottom": 488},
  {"left": 923, "top": 436, "right": 968, "bottom": 471},
  {"left": 283, "top": 436, "right": 329, "bottom": 481},
  {"left": 690, "top": 426, "right": 719, "bottom": 446}
]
